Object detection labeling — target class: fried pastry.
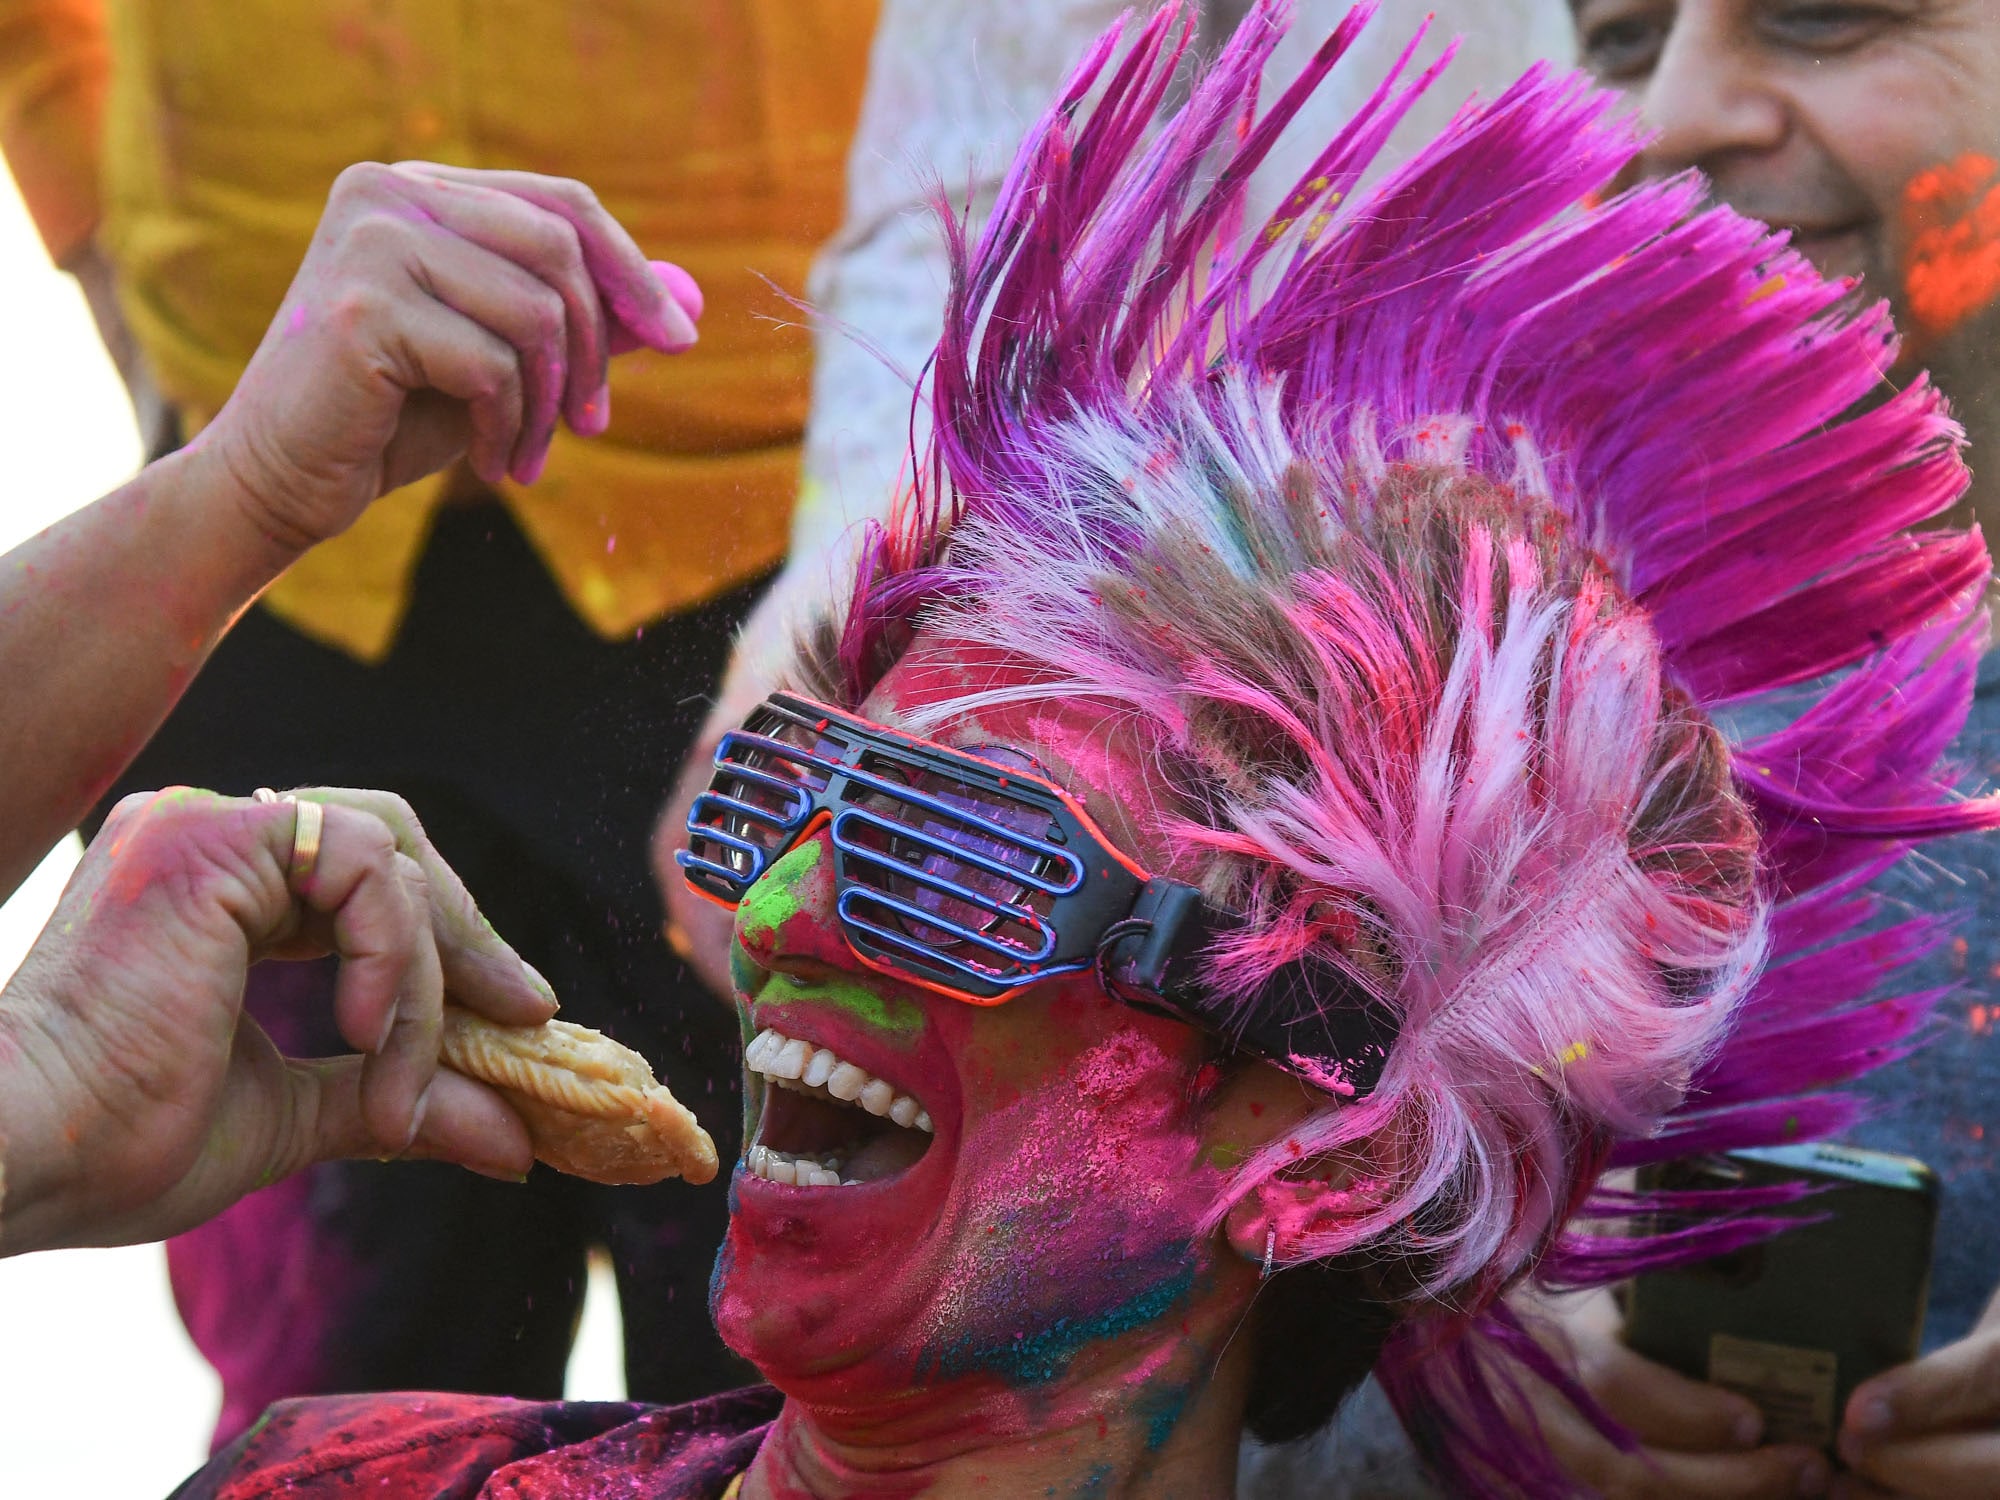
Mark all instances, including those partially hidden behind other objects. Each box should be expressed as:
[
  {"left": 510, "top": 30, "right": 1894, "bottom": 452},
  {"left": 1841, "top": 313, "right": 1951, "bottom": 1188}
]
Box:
[{"left": 439, "top": 1007, "right": 717, "bottom": 1186}]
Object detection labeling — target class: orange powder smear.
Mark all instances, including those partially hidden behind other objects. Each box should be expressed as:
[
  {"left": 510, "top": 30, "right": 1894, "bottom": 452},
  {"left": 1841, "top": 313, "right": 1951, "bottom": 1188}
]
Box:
[
  {"left": 1743, "top": 273, "right": 1785, "bottom": 308},
  {"left": 1902, "top": 153, "right": 2000, "bottom": 335}
]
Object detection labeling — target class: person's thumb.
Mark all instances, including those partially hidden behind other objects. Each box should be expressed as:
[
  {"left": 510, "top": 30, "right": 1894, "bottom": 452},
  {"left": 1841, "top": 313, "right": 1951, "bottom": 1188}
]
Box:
[{"left": 285, "top": 1055, "right": 535, "bottom": 1181}]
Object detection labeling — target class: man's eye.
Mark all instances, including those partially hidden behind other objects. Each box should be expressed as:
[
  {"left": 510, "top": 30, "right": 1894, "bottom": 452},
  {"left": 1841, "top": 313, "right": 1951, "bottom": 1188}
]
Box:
[
  {"left": 1579, "top": 14, "right": 1669, "bottom": 81},
  {"left": 1759, "top": 2, "right": 1900, "bottom": 52}
]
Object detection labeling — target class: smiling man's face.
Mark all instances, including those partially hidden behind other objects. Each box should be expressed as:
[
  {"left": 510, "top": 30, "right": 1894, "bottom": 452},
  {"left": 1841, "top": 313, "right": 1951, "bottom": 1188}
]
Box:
[
  {"left": 704, "top": 639, "right": 1310, "bottom": 1418},
  {"left": 1572, "top": 0, "right": 2000, "bottom": 359}
]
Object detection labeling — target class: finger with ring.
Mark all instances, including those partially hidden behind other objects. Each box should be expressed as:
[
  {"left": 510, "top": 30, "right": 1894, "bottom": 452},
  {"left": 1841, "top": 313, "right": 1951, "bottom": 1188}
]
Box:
[{"left": 284, "top": 795, "right": 325, "bottom": 884}]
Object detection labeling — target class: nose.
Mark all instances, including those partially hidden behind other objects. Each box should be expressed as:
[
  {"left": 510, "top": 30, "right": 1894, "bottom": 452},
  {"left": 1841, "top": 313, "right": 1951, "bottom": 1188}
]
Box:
[
  {"left": 733, "top": 828, "right": 850, "bottom": 974},
  {"left": 1632, "top": 16, "right": 1788, "bottom": 180}
]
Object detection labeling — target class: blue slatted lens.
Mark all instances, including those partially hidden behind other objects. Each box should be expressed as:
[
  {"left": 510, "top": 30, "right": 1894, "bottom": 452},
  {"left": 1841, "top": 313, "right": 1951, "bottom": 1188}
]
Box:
[
  {"left": 835, "top": 746, "right": 1067, "bottom": 969},
  {"left": 684, "top": 712, "right": 845, "bottom": 897}
]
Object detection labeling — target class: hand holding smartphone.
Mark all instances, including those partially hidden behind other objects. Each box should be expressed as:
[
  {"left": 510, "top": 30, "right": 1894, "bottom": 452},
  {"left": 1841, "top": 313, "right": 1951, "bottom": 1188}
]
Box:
[{"left": 1624, "top": 1143, "right": 1938, "bottom": 1454}]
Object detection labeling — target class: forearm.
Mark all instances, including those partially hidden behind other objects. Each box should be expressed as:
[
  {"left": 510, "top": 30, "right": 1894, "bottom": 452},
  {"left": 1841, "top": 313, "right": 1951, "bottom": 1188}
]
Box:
[
  {"left": 0, "top": 0, "right": 107, "bottom": 265},
  {"left": 0, "top": 445, "right": 295, "bottom": 897}
]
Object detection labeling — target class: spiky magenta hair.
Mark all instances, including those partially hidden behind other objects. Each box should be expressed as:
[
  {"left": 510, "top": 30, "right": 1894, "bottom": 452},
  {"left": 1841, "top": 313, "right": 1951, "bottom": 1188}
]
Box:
[{"left": 777, "top": 1, "right": 2000, "bottom": 1490}]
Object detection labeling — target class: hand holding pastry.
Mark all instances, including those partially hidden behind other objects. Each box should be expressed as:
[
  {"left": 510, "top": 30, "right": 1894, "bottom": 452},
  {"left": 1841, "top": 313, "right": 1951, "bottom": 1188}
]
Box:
[{"left": 0, "top": 786, "right": 555, "bottom": 1256}]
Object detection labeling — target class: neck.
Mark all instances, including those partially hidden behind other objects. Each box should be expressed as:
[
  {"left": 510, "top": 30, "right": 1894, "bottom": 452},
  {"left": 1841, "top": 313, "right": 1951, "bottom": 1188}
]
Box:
[{"left": 741, "top": 1287, "right": 1257, "bottom": 1500}]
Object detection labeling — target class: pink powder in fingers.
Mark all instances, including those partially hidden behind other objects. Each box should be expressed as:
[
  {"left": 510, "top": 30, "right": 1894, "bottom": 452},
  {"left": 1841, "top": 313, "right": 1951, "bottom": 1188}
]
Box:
[{"left": 650, "top": 260, "right": 704, "bottom": 322}]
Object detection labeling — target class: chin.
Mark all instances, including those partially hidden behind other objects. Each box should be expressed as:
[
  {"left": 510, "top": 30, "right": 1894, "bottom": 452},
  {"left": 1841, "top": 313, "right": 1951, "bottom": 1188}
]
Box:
[{"left": 708, "top": 995, "right": 962, "bottom": 1393}]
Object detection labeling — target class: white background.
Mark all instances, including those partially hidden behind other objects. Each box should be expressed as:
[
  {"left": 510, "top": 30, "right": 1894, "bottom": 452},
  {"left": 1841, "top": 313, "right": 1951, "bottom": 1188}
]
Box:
[{"left": 0, "top": 166, "right": 625, "bottom": 1497}]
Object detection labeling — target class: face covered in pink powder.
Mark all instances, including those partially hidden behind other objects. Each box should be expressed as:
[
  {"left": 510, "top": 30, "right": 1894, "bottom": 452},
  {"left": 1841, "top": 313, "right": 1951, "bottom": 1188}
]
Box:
[{"left": 708, "top": 635, "right": 1318, "bottom": 1448}]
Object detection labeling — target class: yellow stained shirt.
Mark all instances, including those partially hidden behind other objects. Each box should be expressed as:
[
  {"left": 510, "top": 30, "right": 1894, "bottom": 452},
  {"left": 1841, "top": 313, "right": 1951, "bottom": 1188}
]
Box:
[{"left": 0, "top": 0, "right": 878, "bottom": 660}]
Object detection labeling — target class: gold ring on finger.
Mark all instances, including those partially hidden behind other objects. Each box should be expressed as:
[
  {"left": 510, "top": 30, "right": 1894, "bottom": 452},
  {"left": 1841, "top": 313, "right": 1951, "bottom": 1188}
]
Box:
[{"left": 284, "top": 795, "right": 325, "bottom": 884}]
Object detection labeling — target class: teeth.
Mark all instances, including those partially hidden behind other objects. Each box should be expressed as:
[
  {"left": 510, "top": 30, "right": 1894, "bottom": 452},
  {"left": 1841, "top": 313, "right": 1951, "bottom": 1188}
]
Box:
[
  {"left": 741, "top": 1028, "right": 936, "bottom": 1164},
  {"left": 742, "top": 1143, "right": 857, "bottom": 1189}
]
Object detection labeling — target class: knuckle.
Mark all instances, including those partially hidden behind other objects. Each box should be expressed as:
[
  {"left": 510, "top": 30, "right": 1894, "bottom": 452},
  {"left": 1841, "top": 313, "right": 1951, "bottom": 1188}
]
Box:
[
  {"left": 461, "top": 354, "right": 516, "bottom": 407},
  {"left": 390, "top": 801, "right": 429, "bottom": 850},
  {"left": 472, "top": 362, "right": 524, "bottom": 412},
  {"left": 103, "top": 788, "right": 163, "bottom": 834},
  {"left": 490, "top": 359, "right": 525, "bottom": 407},
  {"left": 347, "top": 809, "right": 399, "bottom": 868},
  {"left": 343, "top": 209, "right": 412, "bottom": 259},
  {"left": 531, "top": 216, "right": 586, "bottom": 280},
  {"left": 392, "top": 850, "right": 430, "bottom": 897},
  {"left": 526, "top": 289, "right": 566, "bottom": 341},
  {"left": 554, "top": 176, "right": 601, "bottom": 217},
  {"left": 323, "top": 280, "right": 392, "bottom": 337},
  {"left": 331, "top": 159, "right": 396, "bottom": 200},
  {"left": 363, "top": 790, "right": 423, "bottom": 842}
]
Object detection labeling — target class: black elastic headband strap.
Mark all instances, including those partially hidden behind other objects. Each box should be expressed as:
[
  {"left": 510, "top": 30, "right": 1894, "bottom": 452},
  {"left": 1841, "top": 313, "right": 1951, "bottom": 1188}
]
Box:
[{"left": 1102, "top": 879, "right": 1397, "bottom": 1097}]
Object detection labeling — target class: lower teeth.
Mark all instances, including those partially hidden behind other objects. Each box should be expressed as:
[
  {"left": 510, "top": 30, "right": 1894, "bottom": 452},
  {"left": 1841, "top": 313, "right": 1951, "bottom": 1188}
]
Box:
[{"left": 747, "top": 1144, "right": 853, "bottom": 1187}]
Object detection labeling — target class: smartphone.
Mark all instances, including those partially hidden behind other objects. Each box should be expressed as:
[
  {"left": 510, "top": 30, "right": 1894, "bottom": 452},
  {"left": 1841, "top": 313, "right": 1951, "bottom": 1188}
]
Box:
[{"left": 1621, "top": 1143, "right": 1938, "bottom": 1451}]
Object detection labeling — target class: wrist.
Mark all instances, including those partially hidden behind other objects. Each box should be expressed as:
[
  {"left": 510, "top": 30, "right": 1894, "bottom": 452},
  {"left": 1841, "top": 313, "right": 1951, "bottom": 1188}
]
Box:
[
  {"left": 0, "top": 990, "right": 85, "bottom": 1256},
  {"left": 147, "top": 440, "right": 313, "bottom": 596}
]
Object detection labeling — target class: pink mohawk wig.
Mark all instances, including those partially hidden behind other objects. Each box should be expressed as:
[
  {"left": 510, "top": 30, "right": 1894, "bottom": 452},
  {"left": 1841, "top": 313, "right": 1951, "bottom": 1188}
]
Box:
[{"left": 778, "top": 1, "right": 2000, "bottom": 1491}]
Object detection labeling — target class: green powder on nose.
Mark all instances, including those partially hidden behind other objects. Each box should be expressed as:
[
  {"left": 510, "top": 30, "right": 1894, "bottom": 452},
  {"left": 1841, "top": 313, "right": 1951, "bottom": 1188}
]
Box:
[
  {"left": 734, "top": 838, "right": 923, "bottom": 1036},
  {"left": 734, "top": 838, "right": 825, "bottom": 944}
]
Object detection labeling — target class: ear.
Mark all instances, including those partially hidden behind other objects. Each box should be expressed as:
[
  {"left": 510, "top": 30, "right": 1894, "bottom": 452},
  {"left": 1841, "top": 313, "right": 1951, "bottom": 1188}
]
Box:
[{"left": 1222, "top": 1170, "right": 1363, "bottom": 1268}]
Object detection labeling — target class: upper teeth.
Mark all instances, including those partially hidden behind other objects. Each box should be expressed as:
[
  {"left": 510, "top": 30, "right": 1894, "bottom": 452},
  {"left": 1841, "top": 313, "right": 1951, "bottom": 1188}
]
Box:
[{"left": 744, "top": 1026, "right": 933, "bottom": 1135}]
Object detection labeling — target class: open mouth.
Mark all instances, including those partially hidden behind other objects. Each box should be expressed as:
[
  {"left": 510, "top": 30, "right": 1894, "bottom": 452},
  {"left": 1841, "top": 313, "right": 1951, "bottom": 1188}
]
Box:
[{"left": 744, "top": 1026, "right": 934, "bottom": 1188}]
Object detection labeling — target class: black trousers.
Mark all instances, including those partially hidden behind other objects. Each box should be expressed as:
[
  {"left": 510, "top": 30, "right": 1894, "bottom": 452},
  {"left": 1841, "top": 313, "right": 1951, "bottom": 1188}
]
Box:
[{"left": 93, "top": 503, "right": 757, "bottom": 1446}]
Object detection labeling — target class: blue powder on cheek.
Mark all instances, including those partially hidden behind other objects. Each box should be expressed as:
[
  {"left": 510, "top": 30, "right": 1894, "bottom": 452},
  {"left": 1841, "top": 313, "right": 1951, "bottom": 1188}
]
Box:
[
  {"left": 917, "top": 1259, "right": 1198, "bottom": 1386},
  {"left": 1139, "top": 1381, "right": 1190, "bottom": 1451},
  {"left": 1073, "top": 1463, "right": 1116, "bottom": 1495}
]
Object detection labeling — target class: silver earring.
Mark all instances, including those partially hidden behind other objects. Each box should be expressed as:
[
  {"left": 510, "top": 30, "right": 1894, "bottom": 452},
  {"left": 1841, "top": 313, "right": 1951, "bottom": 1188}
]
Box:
[{"left": 1261, "top": 1225, "right": 1277, "bottom": 1280}]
